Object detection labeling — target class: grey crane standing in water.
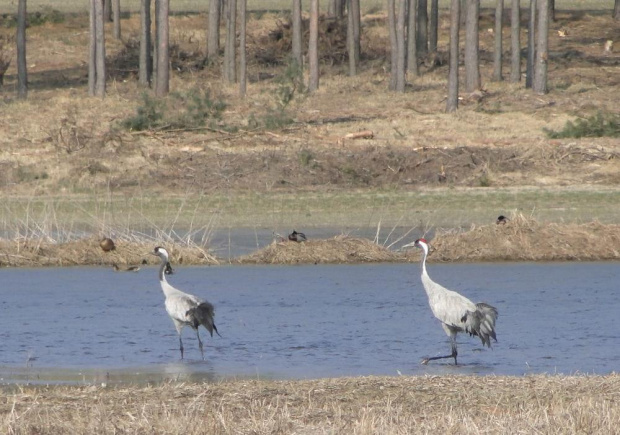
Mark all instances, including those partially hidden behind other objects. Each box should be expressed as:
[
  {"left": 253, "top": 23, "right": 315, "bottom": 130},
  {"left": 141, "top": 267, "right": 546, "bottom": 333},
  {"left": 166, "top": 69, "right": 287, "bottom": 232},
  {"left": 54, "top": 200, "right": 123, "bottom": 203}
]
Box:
[
  {"left": 403, "top": 238, "right": 498, "bottom": 365},
  {"left": 150, "top": 246, "right": 220, "bottom": 360}
]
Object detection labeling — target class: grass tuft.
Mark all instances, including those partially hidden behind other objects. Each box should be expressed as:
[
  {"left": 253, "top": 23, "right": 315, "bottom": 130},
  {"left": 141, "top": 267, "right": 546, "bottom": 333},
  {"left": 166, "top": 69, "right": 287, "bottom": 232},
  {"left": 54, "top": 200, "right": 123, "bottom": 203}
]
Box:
[{"left": 544, "top": 112, "right": 620, "bottom": 139}]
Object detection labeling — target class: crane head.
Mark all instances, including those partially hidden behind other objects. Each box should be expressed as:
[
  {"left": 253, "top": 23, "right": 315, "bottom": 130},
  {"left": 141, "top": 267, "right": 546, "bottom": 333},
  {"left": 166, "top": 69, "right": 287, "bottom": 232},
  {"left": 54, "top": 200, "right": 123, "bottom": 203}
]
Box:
[
  {"left": 151, "top": 246, "right": 170, "bottom": 261},
  {"left": 401, "top": 238, "right": 429, "bottom": 251}
]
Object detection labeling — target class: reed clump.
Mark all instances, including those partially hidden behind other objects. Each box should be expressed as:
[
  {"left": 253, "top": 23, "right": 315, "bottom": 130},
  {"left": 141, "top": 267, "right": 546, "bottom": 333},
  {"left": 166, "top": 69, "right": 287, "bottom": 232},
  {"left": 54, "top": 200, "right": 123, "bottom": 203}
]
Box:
[
  {"left": 237, "top": 235, "right": 401, "bottom": 264},
  {"left": 1, "top": 374, "right": 619, "bottom": 434},
  {"left": 430, "top": 212, "right": 620, "bottom": 262},
  {"left": 0, "top": 237, "right": 218, "bottom": 268}
]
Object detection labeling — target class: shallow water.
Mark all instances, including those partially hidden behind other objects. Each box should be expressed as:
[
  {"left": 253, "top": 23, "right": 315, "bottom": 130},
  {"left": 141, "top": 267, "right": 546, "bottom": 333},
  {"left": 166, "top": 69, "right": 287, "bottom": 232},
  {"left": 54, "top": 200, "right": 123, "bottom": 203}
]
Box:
[{"left": 1, "top": 262, "right": 618, "bottom": 385}]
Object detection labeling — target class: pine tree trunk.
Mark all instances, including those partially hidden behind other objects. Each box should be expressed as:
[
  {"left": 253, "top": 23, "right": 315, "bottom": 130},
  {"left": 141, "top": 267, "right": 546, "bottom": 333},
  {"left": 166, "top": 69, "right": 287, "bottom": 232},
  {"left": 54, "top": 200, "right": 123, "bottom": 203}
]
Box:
[
  {"left": 207, "top": 0, "right": 221, "bottom": 61},
  {"left": 308, "top": 0, "right": 320, "bottom": 92},
  {"left": 417, "top": 0, "right": 428, "bottom": 56},
  {"left": 17, "top": 0, "right": 27, "bottom": 99},
  {"left": 614, "top": 0, "right": 620, "bottom": 20},
  {"left": 407, "top": 0, "right": 419, "bottom": 76},
  {"left": 533, "top": 0, "right": 548, "bottom": 94},
  {"left": 239, "top": 0, "right": 247, "bottom": 96},
  {"left": 95, "top": 0, "right": 106, "bottom": 97},
  {"left": 89, "top": 0, "right": 96, "bottom": 95},
  {"left": 510, "top": 0, "right": 520, "bottom": 82},
  {"left": 429, "top": 0, "right": 438, "bottom": 53},
  {"left": 139, "top": 0, "right": 152, "bottom": 86},
  {"left": 330, "top": 0, "right": 345, "bottom": 18},
  {"left": 387, "top": 0, "right": 398, "bottom": 90},
  {"left": 347, "top": 0, "right": 356, "bottom": 76},
  {"left": 155, "top": 0, "right": 169, "bottom": 96},
  {"left": 464, "top": 0, "right": 480, "bottom": 92},
  {"left": 447, "top": 0, "right": 460, "bottom": 112},
  {"left": 492, "top": 0, "right": 503, "bottom": 81},
  {"left": 113, "top": 0, "right": 121, "bottom": 39},
  {"left": 549, "top": 0, "right": 555, "bottom": 21},
  {"left": 153, "top": 0, "right": 159, "bottom": 85},
  {"left": 525, "top": 0, "right": 536, "bottom": 88},
  {"left": 292, "top": 0, "right": 303, "bottom": 67},
  {"left": 346, "top": 0, "right": 360, "bottom": 76},
  {"left": 395, "top": 0, "right": 407, "bottom": 92},
  {"left": 352, "top": 0, "right": 361, "bottom": 63},
  {"left": 224, "top": 0, "right": 237, "bottom": 83},
  {"left": 104, "top": 0, "right": 112, "bottom": 22}
]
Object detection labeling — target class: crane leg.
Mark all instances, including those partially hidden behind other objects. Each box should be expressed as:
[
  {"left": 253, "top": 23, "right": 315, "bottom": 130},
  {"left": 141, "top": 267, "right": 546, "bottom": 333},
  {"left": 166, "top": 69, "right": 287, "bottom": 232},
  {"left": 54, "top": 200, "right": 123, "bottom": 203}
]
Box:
[
  {"left": 421, "top": 339, "right": 459, "bottom": 365},
  {"left": 179, "top": 336, "right": 184, "bottom": 360},
  {"left": 196, "top": 329, "right": 205, "bottom": 360}
]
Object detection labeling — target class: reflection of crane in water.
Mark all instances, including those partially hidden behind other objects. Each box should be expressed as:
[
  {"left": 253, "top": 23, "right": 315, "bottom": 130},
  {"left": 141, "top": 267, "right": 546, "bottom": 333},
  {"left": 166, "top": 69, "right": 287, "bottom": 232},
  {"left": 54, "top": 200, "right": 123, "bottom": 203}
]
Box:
[
  {"left": 403, "top": 238, "right": 498, "bottom": 365},
  {"left": 150, "top": 246, "right": 220, "bottom": 359}
]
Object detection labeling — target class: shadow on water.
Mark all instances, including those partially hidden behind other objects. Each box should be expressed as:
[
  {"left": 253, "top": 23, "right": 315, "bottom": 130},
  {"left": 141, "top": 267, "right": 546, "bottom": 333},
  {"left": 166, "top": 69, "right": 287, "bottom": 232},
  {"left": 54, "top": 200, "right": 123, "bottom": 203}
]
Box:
[{"left": 1, "top": 262, "right": 619, "bottom": 385}]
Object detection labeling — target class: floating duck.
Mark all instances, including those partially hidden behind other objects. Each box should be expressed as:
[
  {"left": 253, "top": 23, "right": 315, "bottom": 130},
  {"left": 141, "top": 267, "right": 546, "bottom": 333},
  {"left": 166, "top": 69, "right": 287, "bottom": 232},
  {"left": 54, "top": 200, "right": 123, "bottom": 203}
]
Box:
[
  {"left": 496, "top": 215, "right": 509, "bottom": 225},
  {"left": 288, "top": 230, "right": 307, "bottom": 242},
  {"left": 113, "top": 263, "right": 140, "bottom": 272}
]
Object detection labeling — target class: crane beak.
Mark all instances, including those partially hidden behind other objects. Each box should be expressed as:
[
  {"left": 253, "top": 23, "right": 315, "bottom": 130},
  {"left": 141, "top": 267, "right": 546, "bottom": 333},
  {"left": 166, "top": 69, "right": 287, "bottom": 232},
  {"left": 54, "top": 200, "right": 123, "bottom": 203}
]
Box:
[{"left": 401, "top": 241, "right": 416, "bottom": 249}]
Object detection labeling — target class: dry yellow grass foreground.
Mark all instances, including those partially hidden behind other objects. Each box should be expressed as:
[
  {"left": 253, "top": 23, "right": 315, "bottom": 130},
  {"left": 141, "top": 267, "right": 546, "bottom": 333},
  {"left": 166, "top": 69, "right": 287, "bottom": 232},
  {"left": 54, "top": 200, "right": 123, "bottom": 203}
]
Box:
[{"left": 2, "top": 375, "right": 619, "bottom": 434}]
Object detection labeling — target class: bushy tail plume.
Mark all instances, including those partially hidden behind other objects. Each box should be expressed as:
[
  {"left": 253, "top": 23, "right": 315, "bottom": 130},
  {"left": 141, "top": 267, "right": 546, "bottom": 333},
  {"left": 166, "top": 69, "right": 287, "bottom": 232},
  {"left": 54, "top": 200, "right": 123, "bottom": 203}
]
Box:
[
  {"left": 187, "top": 302, "right": 221, "bottom": 337},
  {"left": 470, "top": 303, "right": 498, "bottom": 347}
]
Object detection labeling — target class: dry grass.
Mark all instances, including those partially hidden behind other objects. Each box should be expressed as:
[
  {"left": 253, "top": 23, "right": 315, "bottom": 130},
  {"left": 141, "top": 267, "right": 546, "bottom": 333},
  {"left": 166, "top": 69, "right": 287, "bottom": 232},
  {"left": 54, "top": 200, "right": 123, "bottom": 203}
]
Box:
[
  {"left": 431, "top": 212, "right": 620, "bottom": 262},
  {"left": 238, "top": 235, "right": 400, "bottom": 264},
  {"left": 0, "top": 237, "right": 217, "bottom": 268},
  {"left": 1, "top": 374, "right": 619, "bottom": 434},
  {"left": 4, "top": 214, "right": 620, "bottom": 266}
]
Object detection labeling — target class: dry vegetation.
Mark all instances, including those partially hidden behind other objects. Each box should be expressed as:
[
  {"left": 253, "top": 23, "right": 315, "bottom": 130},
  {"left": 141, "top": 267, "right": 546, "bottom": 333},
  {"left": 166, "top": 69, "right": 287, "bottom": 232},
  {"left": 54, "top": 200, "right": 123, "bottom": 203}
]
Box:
[
  {"left": 2, "top": 374, "right": 619, "bottom": 434},
  {"left": 238, "top": 234, "right": 398, "bottom": 264},
  {"left": 2, "top": 212, "right": 619, "bottom": 266},
  {"left": 0, "top": 8, "right": 618, "bottom": 197},
  {"left": 431, "top": 212, "right": 620, "bottom": 262}
]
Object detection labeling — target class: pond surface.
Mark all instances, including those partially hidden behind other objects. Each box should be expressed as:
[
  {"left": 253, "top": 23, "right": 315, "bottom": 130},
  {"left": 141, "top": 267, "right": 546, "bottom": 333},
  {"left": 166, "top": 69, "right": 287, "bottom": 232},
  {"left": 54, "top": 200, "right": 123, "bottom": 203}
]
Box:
[{"left": 0, "top": 262, "right": 618, "bottom": 385}]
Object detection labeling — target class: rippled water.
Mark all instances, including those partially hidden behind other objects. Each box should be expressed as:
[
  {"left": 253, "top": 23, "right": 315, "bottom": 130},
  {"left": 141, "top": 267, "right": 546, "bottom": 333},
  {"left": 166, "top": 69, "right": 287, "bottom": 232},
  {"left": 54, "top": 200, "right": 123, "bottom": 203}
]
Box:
[{"left": 1, "top": 262, "right": 618, "bottom": 384}]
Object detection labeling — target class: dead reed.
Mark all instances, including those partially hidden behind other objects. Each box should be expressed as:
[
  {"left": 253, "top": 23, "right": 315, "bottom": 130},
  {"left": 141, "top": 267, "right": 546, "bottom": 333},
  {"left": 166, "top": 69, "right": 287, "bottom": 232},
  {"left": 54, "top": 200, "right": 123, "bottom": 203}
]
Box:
[
  {"left": 1, "top": 374, "right": 618, "bottom": 434},
  {"left": 238, "top": 235, "right": 399, "bottom": 264},
  {"left": 0, "top": 237, "right": 217, "bottom": 268},
  {"left": 431, "top": 212, "right": 620, "bottom": 262},
  {"left": 3, "top": 213, "right": 620, "bottom": 267}
]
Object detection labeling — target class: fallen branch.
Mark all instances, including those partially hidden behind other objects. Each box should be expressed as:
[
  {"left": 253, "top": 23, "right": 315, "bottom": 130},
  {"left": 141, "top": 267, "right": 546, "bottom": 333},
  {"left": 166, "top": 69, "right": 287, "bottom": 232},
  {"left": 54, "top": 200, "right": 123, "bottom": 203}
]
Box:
[{"left": 337, "top": 130, "right": 374, "bottom": 145}]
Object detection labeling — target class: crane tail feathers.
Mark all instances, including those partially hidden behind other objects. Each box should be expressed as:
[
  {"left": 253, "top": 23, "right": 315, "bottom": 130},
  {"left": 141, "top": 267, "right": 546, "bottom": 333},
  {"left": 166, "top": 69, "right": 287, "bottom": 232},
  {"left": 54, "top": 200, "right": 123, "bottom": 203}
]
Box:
[
  {"left": 187, "top": 302, "right": 219, "bottom": 337},
  {"left": 468, "top": 303, "right": 498, "bottom": 348}
]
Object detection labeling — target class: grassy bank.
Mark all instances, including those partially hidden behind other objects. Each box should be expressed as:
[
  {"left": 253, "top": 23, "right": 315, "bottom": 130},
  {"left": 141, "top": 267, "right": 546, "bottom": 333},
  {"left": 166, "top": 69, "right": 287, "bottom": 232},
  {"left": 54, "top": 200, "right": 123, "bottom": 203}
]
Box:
[
  {"left": 2, "top": 375, "right": 618, "bottom": 434},
  {"left": 3, "top": 187, "right": 620, "bottom": 237}
]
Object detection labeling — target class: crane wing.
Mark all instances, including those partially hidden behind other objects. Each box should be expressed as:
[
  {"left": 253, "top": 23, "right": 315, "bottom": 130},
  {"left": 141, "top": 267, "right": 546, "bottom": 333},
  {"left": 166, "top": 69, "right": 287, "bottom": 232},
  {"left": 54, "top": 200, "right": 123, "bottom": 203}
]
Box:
[
  {"left": 422, "top": 274, "right": 498, "bottom": 347},
  {"left": 165, "top": 293, "right": 200, "bottom": 323}
]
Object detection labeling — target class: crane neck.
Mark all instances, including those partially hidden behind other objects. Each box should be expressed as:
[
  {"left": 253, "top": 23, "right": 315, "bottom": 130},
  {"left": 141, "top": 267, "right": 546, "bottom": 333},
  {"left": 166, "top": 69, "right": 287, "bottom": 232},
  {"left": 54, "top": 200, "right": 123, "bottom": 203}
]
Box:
[
  {"left": 420, "top": 245, "right": 429, "bottom": 277},
  {"left": 158, "top": 259, "right": 168, "bottom": 284}
]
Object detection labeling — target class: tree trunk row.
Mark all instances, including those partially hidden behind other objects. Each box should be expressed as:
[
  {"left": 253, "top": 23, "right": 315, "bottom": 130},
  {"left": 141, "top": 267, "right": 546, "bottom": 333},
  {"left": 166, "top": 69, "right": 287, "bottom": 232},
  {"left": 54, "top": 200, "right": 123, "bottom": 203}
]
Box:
[{"left": 17, "top": 0, "right": 27, "bottom": 99}]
